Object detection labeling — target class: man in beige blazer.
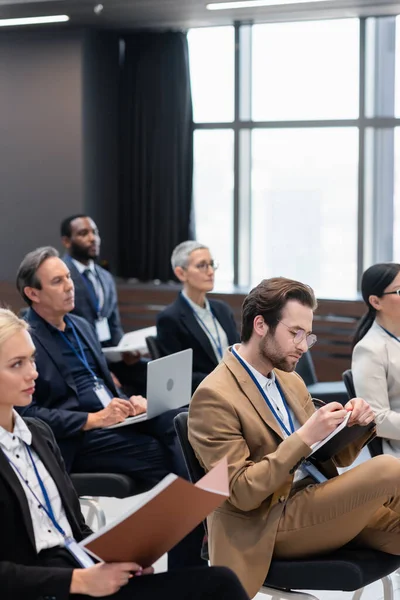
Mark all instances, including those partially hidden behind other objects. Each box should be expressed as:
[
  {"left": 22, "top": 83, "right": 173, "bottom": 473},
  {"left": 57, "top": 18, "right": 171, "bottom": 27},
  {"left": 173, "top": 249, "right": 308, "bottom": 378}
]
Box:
[{"left": 189, "top": 277, "right": 400, "bottom": 599}]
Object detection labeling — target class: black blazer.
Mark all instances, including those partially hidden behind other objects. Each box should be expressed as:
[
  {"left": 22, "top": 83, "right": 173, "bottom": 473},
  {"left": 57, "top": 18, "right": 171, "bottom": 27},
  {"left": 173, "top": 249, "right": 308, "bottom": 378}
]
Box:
[
  {"left": 156, "top": 294, "right": 240, "bottom": 391},
  {"left": 0, "top": 417, "right": 91, "bottom": 600},
  {"left": 63, "top": 255, "right": 124, "bottom": 347},
  {"left": 20, "top": 309, "right": 120, "bottom": 466}
]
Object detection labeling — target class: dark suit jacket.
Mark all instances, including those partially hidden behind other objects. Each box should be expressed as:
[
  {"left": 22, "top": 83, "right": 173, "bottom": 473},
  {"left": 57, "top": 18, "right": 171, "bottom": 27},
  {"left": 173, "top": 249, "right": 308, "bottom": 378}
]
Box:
[
  {"left": 0, "top": 417, "right": 91, "bottom": 600},
  {"left": 63, "top": 254, "right": 124, "bottom": 347},
  {"left": 20, "top": 309, "right": 121, "bottom": 465},
  {"left": 156, "top": 294, "right": 240, "bottom": 391}
]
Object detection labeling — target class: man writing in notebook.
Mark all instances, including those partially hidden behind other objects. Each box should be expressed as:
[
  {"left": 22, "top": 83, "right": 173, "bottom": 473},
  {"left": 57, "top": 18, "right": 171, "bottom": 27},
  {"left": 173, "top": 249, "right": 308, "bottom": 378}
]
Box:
[{"left": 189, "top": 277, "right": 400, "bottom": 599}]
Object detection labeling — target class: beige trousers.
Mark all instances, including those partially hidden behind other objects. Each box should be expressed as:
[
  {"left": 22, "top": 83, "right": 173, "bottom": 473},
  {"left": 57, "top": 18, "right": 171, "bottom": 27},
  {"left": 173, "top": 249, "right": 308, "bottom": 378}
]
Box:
[{"left": 274, "top": 454, "right": 400, "bottom": 558}]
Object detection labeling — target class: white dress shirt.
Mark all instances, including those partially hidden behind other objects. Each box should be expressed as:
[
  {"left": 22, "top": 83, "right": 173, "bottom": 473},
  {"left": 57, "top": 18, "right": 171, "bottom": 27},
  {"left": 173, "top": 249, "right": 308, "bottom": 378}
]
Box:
[
  {"left": 0, "top": 411, "right": 73, "bottom": 553},
  {"left": 236, "top": 350, "right": 308, "bottom": 482},
  {"left": 182, "top": 291, "right": 229, "bottom": 362},
  {"left": 71, "top": 258, "right": 105, "bottom": 312}
]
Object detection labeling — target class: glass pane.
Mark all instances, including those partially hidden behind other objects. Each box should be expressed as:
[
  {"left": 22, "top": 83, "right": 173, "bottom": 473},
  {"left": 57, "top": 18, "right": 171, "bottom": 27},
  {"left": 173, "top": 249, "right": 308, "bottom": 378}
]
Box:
[
  {"left": 193, "top": 130, "right": 234, "bottom": 285},
  {"left": 394, "top": 16, "right": 400, "bottom": 117},
  {"left": 393, "top": 128, "right": 400, "bottom": 259},
  {"left": 252, "top": 19, "right": 359, "bottom": 121},
  {"left": 188, "top": 27, "right": 234, "bottom": 123},
  {"left": 251, "top": 128, "right": 359, "bottom": 298}
]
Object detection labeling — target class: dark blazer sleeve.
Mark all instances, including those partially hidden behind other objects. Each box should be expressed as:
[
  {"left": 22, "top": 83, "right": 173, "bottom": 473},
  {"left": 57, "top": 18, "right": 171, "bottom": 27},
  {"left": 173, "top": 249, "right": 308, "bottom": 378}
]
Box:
[
  {"left": 0, "top": 419, "right": 92, "bottom": 600},
  {"left": 18, "top": 334, "right": 88, "bottom": 439},
  {"left": 0, "top": 562, "right": 73, "bottom": 600}
]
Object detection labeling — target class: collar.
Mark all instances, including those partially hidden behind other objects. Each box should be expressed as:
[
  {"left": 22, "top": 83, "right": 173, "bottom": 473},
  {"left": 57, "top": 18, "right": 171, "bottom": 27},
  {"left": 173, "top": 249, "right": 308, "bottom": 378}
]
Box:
[
  {"left": 231, "top": 344, "right": 275, "bottom": 389},
  {"left": 30, "top": 309, "right": 71, "bottom": 337},
  {"left": 71, "top": 258, "right": 95, "bottom": 275},
  {"left": 181, "top": 290, "right": 211, "bottom": 315},
  {"left": 0, "top": 410, "right": 32, "bottom": 450}
]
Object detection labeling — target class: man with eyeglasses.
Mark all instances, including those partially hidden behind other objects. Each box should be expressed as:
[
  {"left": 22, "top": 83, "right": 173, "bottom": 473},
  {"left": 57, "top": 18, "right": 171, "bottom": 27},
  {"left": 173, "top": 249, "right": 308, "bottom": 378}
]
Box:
[
  {"left": 157, "top": 241, "right": 240, "bottom": 392},
  {"left": 187, "top": 277, "right": 400, "bottom": 599}
]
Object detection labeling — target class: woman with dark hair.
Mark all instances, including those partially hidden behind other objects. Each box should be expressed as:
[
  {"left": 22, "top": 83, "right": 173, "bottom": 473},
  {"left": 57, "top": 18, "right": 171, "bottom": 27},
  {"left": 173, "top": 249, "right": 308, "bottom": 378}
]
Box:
[{"left": 352, "top": 262, "right": 400, "bottom": 456}]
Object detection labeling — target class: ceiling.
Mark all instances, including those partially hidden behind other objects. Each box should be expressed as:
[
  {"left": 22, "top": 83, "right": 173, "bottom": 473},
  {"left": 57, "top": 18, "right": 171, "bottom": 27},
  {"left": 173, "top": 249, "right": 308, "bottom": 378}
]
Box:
[{"left": 1, "top": 0, "right": 400, "bottom": 30}]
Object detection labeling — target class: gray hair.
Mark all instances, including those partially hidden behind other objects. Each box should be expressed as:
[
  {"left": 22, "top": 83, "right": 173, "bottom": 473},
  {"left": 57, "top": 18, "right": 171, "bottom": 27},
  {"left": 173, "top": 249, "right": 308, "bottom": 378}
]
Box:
[
  {"left": 16, "top": 246, "right": 59, "bottom": 306},
  {"left": 171, "top": 241, "right": 208, "bottom": 270}
]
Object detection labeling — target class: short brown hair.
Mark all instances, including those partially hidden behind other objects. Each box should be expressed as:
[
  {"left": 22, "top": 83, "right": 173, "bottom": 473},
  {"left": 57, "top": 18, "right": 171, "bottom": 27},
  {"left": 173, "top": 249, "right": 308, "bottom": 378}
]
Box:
[{"left": 241, "top": 277, "right": 317, "bottom": 342}]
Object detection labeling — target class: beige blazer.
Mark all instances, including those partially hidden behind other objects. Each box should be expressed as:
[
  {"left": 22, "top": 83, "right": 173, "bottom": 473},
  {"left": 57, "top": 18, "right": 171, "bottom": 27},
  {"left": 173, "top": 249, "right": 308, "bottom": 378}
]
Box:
[
  {"left": 188, "top": 348, "right": 370, "bottom": 598},
  {"left": 352, "top": 320, "right": 400, "bottom": 456}
]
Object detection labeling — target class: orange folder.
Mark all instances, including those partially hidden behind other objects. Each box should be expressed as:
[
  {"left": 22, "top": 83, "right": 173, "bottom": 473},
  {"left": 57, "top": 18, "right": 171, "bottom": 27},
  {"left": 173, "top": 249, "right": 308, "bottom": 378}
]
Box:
[{"left": 80, "top": 457, "right": 229, "bottom": 567}]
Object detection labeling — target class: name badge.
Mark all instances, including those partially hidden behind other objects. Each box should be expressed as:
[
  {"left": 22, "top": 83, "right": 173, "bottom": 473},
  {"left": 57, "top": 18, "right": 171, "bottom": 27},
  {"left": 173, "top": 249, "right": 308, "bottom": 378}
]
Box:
[
  {"left": 95, "top": 318, "right": 111, "bottom": 342},
  {"left": 64, "top": 536, "right": 97, "bottom": 568},
  {"left": 94, "top": 384, "right": 112, "bottom": 407}
]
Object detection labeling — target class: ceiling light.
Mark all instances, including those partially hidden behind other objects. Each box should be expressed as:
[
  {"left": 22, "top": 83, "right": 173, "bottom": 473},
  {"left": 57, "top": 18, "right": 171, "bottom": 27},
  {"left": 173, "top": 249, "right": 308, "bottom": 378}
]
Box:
[
  {"left": 207, "top": 0, "right": 331, "bottom": 10},
  {"left": 0, "top": 15, "right": 70, "bottom": 26}
]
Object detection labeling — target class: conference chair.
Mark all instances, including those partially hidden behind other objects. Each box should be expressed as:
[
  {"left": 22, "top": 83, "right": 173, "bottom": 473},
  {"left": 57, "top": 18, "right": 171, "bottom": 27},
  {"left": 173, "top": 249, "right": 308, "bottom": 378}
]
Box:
[
  {"left": 342, "top": 369, "right": 383, "bottom": 457},
  {"left": 296, "top": 353, "right": 347, "bottom": 405},
  {"left": 146, "top": 335, "right": 162, "bottom": 360},
  {"left": 174, "top": 412, "right": 400, "bottom": 600},
  {"left": 71, "top": 473, "right": 151, "bottom": 529}
]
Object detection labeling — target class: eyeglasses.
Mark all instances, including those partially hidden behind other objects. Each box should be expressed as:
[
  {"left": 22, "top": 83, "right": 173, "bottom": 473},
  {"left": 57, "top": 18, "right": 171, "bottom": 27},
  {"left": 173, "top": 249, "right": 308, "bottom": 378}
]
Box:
[
  {"left": 192, "top": 260, "right": 219, "bottom": 273},
  {"left": 382, "top": 289, "right": 400, "bottom": 297},
  {"left": 278, "top": 321, "right": 317, "bottom": 350}
]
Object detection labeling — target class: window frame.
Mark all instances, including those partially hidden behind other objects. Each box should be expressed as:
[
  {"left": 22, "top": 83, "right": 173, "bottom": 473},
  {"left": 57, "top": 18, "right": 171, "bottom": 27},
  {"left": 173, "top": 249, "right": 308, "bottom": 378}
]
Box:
[{"left": 190, "top": 16, "right": 400, "bottom": 296}]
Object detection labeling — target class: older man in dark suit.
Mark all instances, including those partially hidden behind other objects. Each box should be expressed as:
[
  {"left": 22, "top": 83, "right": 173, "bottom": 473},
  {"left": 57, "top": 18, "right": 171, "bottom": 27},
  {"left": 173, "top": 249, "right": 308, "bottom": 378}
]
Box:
[
  {"left": 60, "top": 214, "right": 146, "bottom": 396},
  {"left": 15, "top": 246, "right": 203, "bottom": 570}
]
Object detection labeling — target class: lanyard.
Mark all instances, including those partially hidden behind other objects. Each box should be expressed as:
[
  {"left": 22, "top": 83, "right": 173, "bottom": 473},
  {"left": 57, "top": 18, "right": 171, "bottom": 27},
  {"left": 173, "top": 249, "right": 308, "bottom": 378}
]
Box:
[
  {"left": 81, "top": 271, "right": 100, "bottom": 316},
  {"left": 5, "top": 444, "right": 66, "bottom": 537},
  {"left": 231, "top": 348, "right": 327, "bottom": 483},
  {"left": 379, "top": 325, "right": 400, "bottom": 343},
  {"left": 181, "top": 293, "right": 223, "bottom": 359},
  {"left": 59, "top": 318, "right": 99, "bottom": 384},
  {"left": 231, "top": 347, "right": 295, "bottom": 436}
]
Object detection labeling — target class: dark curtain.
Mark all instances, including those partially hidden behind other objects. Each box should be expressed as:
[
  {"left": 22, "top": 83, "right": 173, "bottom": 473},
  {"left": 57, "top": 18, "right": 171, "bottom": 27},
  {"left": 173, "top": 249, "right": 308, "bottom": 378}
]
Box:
[{"left": 118, "top": 32, "right": 194, "bottom": 281}]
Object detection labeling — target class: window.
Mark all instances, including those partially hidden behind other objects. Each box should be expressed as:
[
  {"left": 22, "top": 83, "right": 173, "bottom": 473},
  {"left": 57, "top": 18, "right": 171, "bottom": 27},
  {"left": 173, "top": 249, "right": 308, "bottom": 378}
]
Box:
[
  {"left": 252, "top": 20, "right": 359, "bottom": 121},
  {"left": 251, "top": 128, "right": 359, "bottom": 297},
  {"left": 193, "top": 130, "right": 234, "bottom": 285},
  {"left": 393, "top": 127, "right": 400, "bottom": 260},
  {"left": 189, "top": 17, "right": 400, "bottom": 297},
  {"left": 188, "top": 27, "right": 234, "bottom": 123}
]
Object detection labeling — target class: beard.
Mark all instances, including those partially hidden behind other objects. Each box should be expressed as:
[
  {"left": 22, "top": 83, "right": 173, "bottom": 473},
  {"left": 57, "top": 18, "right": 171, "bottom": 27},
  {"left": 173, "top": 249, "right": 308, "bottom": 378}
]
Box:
[
  {"left": 259, "top": 331, "right": 299, "bottom": 372},
  {"left": 70, "top": 241, "right": 99, "bottom": 262}
]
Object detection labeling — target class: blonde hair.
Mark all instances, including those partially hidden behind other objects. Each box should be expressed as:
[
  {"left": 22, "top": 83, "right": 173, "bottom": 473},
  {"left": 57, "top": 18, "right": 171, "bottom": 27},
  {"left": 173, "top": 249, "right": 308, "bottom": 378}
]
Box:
[{"left": 0, "top": 308, "right": 28, "bottom": 350}]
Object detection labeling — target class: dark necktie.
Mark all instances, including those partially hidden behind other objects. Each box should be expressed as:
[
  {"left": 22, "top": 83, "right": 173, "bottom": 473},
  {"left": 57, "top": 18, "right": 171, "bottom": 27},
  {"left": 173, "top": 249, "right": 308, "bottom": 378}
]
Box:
[{"left": 83, "top": 269, "right": 98, "bottom": 302}]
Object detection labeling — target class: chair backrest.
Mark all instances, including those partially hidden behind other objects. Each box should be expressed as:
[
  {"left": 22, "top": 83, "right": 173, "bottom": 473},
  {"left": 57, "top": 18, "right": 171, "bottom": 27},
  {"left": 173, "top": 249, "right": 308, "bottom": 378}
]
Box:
[
  {"left": 342, "top": 369, "right": 356, "bottom": 398},
  {"left": 174, "top": 412, "right": 206, "bottom": 484},
  {"left": 296, "top": 352, "right": 318, "bottom": 386},
  {"left": 146, "top": 335, "right": 162, "bottom": 360},
  {"left": 342, "top": 369, "right": 383, "bottom": 457}
]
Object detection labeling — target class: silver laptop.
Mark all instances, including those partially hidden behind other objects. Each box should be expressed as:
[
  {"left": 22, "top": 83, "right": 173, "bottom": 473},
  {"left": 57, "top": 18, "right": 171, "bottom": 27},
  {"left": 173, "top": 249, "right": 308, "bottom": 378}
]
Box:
[{"left": 106, "top": 348, "right": 193, "bottom": 429}]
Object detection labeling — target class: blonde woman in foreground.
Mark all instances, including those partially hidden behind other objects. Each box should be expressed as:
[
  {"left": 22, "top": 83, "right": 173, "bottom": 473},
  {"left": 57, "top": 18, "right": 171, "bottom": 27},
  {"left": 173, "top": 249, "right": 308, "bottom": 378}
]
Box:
[{"left": 0, "top": 308, "right": 249, "bottom": 600}]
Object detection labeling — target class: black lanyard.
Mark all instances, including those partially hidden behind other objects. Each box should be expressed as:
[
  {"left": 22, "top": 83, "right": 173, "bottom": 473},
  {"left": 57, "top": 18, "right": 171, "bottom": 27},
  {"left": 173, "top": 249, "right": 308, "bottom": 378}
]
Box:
[
  {"left": 379, "top": 325, "right": 400, "bottom": 343},
  {"left": 231, "top": 346, "right": 295, "bottom": 435},
  {"left": 6, "top": 444, "right": 66, "bottom": 537}
]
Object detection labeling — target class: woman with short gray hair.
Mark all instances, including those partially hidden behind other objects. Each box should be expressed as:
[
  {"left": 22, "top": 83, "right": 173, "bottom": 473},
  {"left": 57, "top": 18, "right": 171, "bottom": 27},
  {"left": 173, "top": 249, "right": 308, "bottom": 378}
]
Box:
[{"left": 157, "top": 241, "right": 240, "bottom": 392}]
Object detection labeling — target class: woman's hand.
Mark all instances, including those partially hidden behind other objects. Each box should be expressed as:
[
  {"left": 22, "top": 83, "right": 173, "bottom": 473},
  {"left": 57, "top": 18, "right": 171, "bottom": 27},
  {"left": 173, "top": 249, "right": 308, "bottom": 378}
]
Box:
[
  {"left": 70, "top": 562, "right": 154, "bottom": 597},
  {"left": 345, "top": 397, "right": 375, "bottom": 427}
]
